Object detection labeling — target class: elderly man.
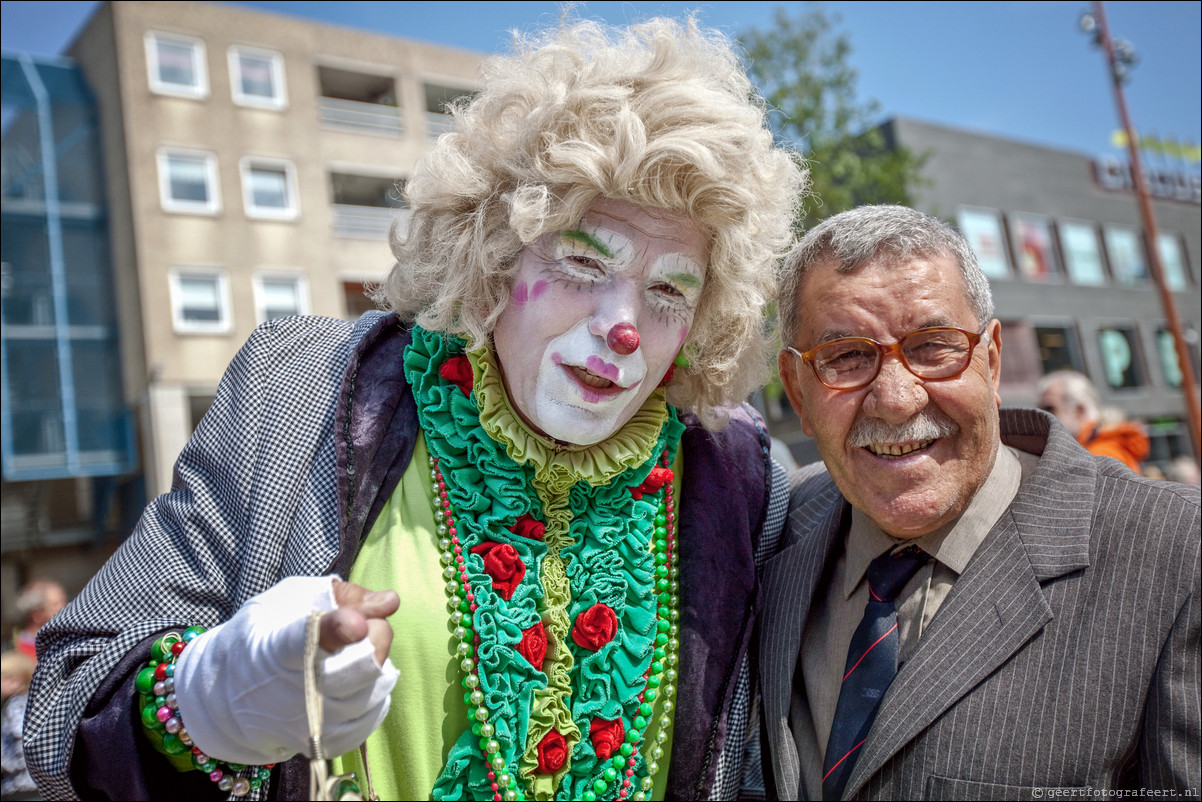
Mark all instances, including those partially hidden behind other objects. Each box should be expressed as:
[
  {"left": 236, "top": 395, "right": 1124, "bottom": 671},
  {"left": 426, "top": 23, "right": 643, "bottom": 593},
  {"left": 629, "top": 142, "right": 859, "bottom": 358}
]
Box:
[
  {"left": 1037, "top": 369, "right": 1149, "bottom": 473},
  {"left": 760, "top": 205, "right": 1200, "bottom": 800},
  {"left": 12, "top": 580, "right": 66, "bottom": 661}
]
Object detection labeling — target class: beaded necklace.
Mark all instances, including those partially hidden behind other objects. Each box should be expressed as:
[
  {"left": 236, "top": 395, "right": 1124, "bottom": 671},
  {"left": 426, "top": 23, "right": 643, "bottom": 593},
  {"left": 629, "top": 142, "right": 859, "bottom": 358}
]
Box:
[{"left": 402, "top": 327, "right": 684, "bottom": 801}]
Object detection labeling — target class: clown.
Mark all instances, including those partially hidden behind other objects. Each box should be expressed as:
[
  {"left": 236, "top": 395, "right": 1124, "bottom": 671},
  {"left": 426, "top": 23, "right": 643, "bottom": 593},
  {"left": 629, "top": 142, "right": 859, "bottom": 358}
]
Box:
[{"left": 27, "top": 17, "right": 806, "bottom": 802}]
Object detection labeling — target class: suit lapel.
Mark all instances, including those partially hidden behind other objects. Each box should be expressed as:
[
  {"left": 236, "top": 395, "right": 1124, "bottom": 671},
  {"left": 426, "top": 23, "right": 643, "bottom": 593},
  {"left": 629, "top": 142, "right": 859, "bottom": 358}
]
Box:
[
  {"left": 844, "top": 410, "right": 1096, "bottom": 797},
  {"left": 761, "top": 469, "right": 846, "bottom": 800},
  {"left": 844, "top": 515, "right": 1052, "bottom": 795}
]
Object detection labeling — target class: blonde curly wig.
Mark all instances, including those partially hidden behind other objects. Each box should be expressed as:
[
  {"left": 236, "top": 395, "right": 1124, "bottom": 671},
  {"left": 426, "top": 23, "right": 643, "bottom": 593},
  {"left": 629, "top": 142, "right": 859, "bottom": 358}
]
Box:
[{"left": 376, "top": 16, "right": 807, "bottom": 427}]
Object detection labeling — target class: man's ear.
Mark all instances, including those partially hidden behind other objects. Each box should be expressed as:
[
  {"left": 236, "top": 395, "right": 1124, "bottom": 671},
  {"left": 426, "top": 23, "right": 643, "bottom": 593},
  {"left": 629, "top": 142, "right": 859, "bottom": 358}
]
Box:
[
  {"left": 779, "top": 349, "right": 815, "bottom": 437},
  {"left": 986, "top": 319, "right": 1003, "bottom": 408}
]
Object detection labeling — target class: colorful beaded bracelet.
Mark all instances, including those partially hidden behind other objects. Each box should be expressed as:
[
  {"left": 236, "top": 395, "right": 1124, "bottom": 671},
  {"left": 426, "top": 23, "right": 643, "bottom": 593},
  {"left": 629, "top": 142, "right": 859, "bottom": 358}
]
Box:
[{"left": 137, "top": 627, "right": 275, "bottom": 797}]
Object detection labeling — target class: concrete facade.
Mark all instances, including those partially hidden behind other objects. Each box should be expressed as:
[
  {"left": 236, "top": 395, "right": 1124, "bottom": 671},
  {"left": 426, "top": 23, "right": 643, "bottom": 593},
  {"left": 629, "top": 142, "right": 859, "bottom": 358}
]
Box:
[{"left": 66, "top": 1, "right": 484, "bottom": 497}]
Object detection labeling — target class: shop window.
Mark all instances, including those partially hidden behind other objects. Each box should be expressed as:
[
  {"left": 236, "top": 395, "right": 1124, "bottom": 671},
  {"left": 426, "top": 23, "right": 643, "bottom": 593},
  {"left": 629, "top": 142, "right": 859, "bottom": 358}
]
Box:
[
  {"left": 1009, "top": 213, "right": 1062, "bottom": 281},
  {"left": 1156, "top": 326, "right": 1200, "bottom": 389},
  {"left": 957, "top": 207, "right": 1010, "bottom": 279},
  {"left": 1096, "top": 325, "right": 1144, "bottom": 389},
  {"left": 240, "top": 158, "right": 298, "bottom": 220},
  {"left": 170, "top": 269, "right": 231, "bottom": 333},
  {"left": 1035, "top": 324, "right": 1085, "bottom": 374},
  {"left": 254, "top": 273, "right": 308, "bottom": 322},
  {"left": 1059, "top": 221, "right": 1107, "bottom": 286},
  {"left": 1156, "top": 233, "right": 1191, "bottom": 291},
  {"left": 146, "top": 32, "right": 208, "bottom": 98},
  {"left": 229, "top": 45, "right": 287, "bottom": 109},
  {"left": 1103, "top": 226, "right": 1148, "bottom": 286},
  {"left": 157, "top": 149, "right": 220, "bottom": 214}
]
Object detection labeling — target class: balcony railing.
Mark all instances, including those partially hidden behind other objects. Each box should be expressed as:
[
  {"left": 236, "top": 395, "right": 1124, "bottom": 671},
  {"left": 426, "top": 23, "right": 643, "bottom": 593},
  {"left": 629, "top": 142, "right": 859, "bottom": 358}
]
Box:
[
  {"left": 319, "top": 97, "right": 403, "bottom": 137},
  {"left": 331, "top": 204, "right": 410, "bottom": 240},
  {"left": 425, "top": 111, "right": 456, "bottom": 140}
]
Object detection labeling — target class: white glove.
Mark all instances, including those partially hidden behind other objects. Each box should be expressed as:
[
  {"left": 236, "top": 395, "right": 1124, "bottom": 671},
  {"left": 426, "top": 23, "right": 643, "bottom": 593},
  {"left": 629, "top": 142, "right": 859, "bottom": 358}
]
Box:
[{"left": 173, "top": 575, "right": 399, "bottom": 765}]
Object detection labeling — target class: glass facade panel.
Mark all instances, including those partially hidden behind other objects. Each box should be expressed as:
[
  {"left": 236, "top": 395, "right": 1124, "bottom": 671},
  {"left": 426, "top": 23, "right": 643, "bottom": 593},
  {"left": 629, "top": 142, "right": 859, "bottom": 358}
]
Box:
[
  {"left": 1035, "top": 325, "right": 1085, "bottom": 374},
  {"left": 1, "top": 53, "right": 135, "bottom": 479},
  {"left": 167, "top": 154, "right": 210, "bottom": 203}
]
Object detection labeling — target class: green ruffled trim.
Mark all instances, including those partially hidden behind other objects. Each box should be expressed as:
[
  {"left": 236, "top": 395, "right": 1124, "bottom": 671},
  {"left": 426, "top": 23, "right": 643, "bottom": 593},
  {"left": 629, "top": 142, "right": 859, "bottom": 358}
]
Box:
[
  {"left": 405, "top": 327, "right": 683, "bottom": 802},
  {"left": 470, "top": 344, "right": 669, "bottom": 492}
]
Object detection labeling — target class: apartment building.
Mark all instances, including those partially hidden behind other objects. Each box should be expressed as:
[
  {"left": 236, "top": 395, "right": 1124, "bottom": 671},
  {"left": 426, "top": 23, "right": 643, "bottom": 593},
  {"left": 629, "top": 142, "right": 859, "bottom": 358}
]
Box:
[
  {"left": 70, "top": 0, "right": 484, "bottom": 498},
  {"left": 1, "top": 1, "right": 483, "bottom": 617}
]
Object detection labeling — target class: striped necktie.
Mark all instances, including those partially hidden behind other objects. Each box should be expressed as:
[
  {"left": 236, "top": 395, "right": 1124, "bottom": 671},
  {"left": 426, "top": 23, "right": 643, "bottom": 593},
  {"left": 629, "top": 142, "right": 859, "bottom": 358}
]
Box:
[{"left": 822, "top": 545, "right": 930, "bottom": 800}]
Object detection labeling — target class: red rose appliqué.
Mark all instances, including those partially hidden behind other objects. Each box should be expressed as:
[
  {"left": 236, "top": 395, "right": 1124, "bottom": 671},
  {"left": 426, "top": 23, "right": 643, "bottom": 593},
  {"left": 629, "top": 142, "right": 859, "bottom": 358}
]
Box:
[
  {"left": 536, "top": 729, "right": 568, "bottom": 774},
  {"left": 571, "top": 602, "right": 618, "bottom": 651},
  {"left": 629, "top": 466, "right": 674, "bottom": 500},
  {"left": 508, "top": 514, "right": 546, "bottom": 540},
  {"left": 469, "top": 541, "right": 525, "bottom": 601},
  {"left": 590, "top": 718, "right": 625, "bottom": 761},
  {"left": 518, "top": 621, "right": 548, "bottom": 669},
  {"left": 438, "top": 355, "right": 474, "bottom": 397}
]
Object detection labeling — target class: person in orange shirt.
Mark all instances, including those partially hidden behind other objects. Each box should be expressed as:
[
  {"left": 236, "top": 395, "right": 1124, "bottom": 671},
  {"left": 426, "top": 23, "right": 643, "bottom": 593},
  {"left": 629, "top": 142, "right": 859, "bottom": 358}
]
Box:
[{"left": 1037, "top": 369, "right": 1149, "bottom": 473}]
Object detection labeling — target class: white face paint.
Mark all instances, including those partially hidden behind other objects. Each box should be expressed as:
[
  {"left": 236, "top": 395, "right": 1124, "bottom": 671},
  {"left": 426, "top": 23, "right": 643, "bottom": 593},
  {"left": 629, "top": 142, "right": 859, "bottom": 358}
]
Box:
[{"left": 493, "top": 197, "right": 708, "bottom": 445}]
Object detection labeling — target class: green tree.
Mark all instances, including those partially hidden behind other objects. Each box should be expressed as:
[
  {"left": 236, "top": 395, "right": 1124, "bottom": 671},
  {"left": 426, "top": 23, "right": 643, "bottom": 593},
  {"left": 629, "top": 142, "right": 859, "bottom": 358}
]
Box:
[{"left": 740, "top": 6, "right": 926, "bottom": 233}]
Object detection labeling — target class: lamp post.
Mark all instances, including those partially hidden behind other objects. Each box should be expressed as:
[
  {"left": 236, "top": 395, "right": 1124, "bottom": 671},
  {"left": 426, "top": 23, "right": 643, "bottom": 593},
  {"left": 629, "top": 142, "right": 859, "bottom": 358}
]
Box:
[{"left": 1081, "top": 1, "right": 1202, "bottom": 460}]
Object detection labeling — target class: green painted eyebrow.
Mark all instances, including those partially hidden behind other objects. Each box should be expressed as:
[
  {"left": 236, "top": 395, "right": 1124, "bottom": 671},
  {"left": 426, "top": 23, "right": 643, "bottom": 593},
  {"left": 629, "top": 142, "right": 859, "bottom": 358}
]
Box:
[
  {"left": 664, "top": 271, "right": 703, "bottom": 290},
  {"left": 560, "top": 229, "right": 614, "bottom": 258}
]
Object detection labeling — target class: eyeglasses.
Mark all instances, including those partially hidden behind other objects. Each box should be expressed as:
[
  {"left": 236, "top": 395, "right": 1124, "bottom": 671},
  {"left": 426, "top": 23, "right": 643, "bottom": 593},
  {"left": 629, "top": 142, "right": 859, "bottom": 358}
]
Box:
[{"left": 786, "top": 323, "right": 989, "bottom": 391}]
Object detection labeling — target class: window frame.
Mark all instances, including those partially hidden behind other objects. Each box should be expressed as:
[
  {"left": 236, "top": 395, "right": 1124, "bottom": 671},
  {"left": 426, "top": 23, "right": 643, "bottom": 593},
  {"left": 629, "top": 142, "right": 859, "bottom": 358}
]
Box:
[
  {"left": 239, "top": 156, "right": 300, "bottom": 221},
  {"left": 168, "top": 267, "right": 233, "bottom": 334},
  {"left": 156, "top": 147, "right": 222, "bottom": 215},
  {"left": 145, "top": 31, "right": 209, "bottom": 99},
  {"left": 252, "top": 271, "right": 309, "bottom": 324},
  {"left": 228, "top": 44, "right": 288, "bottom": 110}
]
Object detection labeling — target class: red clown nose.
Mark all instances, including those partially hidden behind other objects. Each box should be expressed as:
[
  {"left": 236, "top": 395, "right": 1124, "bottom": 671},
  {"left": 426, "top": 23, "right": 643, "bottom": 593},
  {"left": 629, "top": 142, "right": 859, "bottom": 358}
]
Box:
[{"left": 606, "top": 323, "right": 640, "bottom": 355}]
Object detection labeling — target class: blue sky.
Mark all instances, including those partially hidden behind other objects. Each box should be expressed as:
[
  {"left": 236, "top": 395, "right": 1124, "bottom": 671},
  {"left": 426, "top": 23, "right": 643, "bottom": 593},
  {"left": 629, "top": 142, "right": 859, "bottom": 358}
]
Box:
[{"left": 2, "top": 1, "right": 1199, "bottom": 164}]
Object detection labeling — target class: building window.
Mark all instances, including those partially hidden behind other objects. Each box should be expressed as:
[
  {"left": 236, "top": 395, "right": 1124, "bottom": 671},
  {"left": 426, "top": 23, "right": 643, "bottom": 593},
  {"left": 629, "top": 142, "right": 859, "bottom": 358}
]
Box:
[
  {"left": 343, "top": 281, "right": 377, "bottom": 320},
  {"left": 146, "top": 32, "right": 208, "bottom": 98},
  {"left": 1009, "top": 213, "right": 1062, "bottom": 281},
  {"left": 423, "top": 83, "right": 473, "bottom": 139},
  {"left": 1059, "top": 221, "right": 1107, "bottom": 286},
  {"left": 169, "top": 269, "right": 231, "bottom": 333},
  {"left": 1035, "top": 324, "right": 1086, "bottom": 375},
  {"left": 1155, "top": 233, "right": 1191, "bottom": 291},
  {"left": 957, "top": 207, "right": 1010, "bottom": 279},
  {"left": 329, "top": 172, "right": 408, "bottom": 239},
  {"left": 1156, "top": 326, "right": 1200, "bottom": 389},
  {"left": 229, "top": 45, "right": 287, "bottom": 109},
  {"left": 253, "top": 273, "right": 308, "bottom": 322},
  {"left": 1103, "top": 225, "right": 1148, "bottom": 286},
  {"left": 1096, "top": 325, "right": 1145, "bottom": 389},
  {"left": 157, "top": 149, "right": 221, "bottom": 214},
  {"left": 240, "top": 158, "right": 298, "bottom": 220}
]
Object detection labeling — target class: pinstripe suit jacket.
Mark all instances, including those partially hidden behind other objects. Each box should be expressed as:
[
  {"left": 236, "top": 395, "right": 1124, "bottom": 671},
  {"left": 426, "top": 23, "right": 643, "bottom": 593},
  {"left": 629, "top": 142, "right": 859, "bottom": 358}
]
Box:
[{"left": 760, "top": 409, "right": 1201, "bottom": 800}]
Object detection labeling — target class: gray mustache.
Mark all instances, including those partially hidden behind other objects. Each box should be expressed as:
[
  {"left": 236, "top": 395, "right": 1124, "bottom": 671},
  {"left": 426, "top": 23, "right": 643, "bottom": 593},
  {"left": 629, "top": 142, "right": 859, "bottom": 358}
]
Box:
[{"left": 848, "top": 411, "right": 959, "bottom": 448}]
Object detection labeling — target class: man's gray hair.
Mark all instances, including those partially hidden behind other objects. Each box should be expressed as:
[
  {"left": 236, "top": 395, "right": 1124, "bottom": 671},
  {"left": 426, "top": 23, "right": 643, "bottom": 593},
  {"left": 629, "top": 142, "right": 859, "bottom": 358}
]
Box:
[
  {"left": 779, "top": 205, "right": 994, "bottom": 348},
  {"left": 1037, "top": 369, "right": 1101, "bottom": 419}
]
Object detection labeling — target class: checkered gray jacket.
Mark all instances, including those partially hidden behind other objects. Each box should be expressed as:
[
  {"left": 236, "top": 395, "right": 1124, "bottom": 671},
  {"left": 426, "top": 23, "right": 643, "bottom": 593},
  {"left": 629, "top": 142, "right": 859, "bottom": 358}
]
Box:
[{"left": 24, "top": 313, "right": 789, "bottom": 801}]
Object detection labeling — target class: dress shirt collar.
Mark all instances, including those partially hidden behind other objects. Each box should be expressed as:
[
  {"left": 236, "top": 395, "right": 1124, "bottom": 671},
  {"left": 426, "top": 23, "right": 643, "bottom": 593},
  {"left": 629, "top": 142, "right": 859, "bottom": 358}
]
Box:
[{"left": 843, "top": 444, "right": 1025, "bottom": 599}]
